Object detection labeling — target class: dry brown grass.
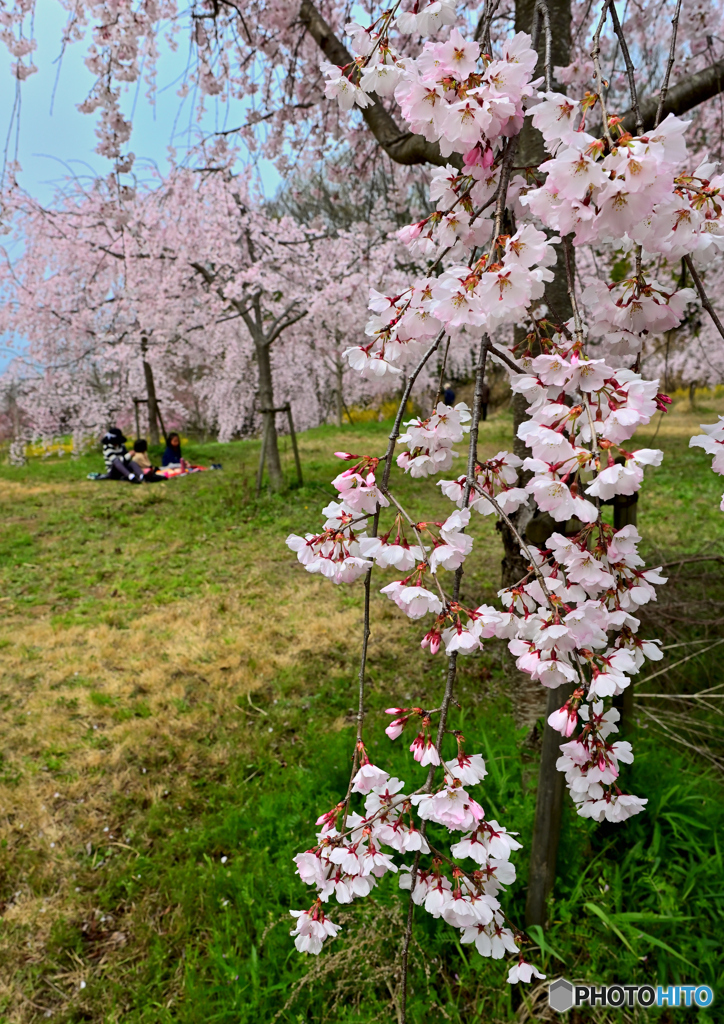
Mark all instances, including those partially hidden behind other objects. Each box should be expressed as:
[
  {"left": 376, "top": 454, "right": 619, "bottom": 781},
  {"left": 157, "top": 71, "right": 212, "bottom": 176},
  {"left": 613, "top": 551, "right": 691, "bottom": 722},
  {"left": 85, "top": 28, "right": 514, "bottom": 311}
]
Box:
[{"left": 0, "top": 549, "right": 392, "bottom": 1021}]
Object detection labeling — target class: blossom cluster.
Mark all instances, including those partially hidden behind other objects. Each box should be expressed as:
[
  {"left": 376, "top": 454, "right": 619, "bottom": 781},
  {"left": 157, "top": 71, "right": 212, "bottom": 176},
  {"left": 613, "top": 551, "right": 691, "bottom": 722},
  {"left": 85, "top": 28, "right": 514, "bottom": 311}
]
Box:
[
  {"left": 344, "top": 223, "right": 559, "bottom": 379},
  {"left": 291, "top": 735, "right": 543, "bottom": 985},
  {"left": 521, "top": 97, "right": 723, "bottom": 362}
]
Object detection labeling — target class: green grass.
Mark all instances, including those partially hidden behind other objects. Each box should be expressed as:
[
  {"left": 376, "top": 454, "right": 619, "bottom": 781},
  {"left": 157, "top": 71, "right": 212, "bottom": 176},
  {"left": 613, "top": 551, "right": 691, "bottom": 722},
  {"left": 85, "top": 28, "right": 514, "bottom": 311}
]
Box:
[{"left": 0, "top": 402, "right": 722, "bottom": 1023}]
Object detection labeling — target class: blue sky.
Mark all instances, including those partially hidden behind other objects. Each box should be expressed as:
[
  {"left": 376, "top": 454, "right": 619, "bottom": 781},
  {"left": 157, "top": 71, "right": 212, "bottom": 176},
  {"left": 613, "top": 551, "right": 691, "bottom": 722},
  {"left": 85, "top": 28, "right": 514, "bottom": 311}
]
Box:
[
  {"left": 0, "top": 0, "right": 281, "bottom": 202},
  {"left": 0, "top": 0, "right": 282, "bottom": 369}
]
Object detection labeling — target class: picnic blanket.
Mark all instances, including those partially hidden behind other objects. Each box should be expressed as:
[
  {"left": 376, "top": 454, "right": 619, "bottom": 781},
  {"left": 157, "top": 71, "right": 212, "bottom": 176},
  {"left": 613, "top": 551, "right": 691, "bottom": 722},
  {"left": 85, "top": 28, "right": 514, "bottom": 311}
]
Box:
[{"left": 88, "top": 463, "right": 222, "bottom": 481}]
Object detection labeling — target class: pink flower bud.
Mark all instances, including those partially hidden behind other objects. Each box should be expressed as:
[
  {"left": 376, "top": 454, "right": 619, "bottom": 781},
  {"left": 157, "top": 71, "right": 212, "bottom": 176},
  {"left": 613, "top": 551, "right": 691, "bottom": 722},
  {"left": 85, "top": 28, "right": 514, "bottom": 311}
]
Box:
[
  {"left": 409, "top": 733, "right": 425, "bottom": 762},
  {"left": 397, "top": 220, "right": 425, "bottom": 244},
  {"left": 547, "top": 705, "right": 577, "bottom": 737},
  {"left": 421, "top": 629, "right": 441, "bottom": 655},
  {"left": 385, "top": 718, "right": 406, "bottom": 740}
]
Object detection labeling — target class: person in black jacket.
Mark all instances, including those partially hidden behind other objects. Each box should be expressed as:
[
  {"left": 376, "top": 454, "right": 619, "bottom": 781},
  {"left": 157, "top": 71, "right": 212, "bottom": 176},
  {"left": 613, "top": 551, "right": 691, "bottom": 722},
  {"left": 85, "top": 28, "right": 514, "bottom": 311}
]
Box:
[{"left": 100, "top": 428, "right": 144, "bottom": 482}]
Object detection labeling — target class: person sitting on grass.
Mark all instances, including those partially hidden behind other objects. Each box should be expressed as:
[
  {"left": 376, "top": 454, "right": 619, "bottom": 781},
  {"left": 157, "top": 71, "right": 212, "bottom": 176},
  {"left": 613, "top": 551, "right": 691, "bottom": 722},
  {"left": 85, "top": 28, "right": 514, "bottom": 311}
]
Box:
[
  {"left": 131, "top": 437, "right": 153, "bottom": 470},
  {"left": 162, "top": 432, "right": 186, "bottom": 468},
  {"left": 131, "top": 438, "right": 165, "bottom": 482},
  {"left": 100, "top": 427, "right": 144, "bottom": 483}
]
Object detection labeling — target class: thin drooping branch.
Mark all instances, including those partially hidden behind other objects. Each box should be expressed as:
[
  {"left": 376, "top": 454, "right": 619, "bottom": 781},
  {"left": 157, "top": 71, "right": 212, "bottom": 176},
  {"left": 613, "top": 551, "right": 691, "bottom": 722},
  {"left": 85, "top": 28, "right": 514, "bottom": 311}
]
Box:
[
  {"left": 343, "top": 332, "right": 447, "bottom": 820},
  {"left": 381, "top": 330, "right": 447, "bottom": 490},
  {"left": 591, "top": 0, "right": 615, "bottom": 148},
  {"left": 399, "top": 842, "right": 420, "bottom": 1024},
  {"left": 684, "top": 255, "right": 724, "bottom": 342},
  {"left": 562, "top": 235, "right": 584, "bottom": 341},
  {"left": 488, "top": 343, "right": 525, "bottom": 375},
  {"left": 342, "top": 567, "right": 373, "bottom": 822},
  {"left": 434, "top": 336, "right": 452, "bottom": 407},
  {"left": 655, "top": 0, "right": 683, "bottom": 128},
  {"left": 608, "top": 0, "right": 643, "bottom": 136},
  {"left": 399, "top": 334, "right": 490, "bottom": 1024}
]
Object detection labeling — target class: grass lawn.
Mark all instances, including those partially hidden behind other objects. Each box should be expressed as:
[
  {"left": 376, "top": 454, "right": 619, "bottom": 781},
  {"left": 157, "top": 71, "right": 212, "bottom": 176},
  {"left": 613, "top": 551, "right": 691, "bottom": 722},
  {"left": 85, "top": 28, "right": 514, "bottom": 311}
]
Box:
[{"left": 0, "top": 399, "right": 722, "bottom": 1023}]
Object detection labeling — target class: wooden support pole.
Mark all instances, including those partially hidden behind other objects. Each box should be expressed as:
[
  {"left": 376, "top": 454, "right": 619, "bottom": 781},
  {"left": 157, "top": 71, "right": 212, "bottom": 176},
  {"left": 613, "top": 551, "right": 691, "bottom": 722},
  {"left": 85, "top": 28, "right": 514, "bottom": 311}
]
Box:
[
  {"left": 155, "top": 400, "right": 168, "bottom": 444},
  {"left": 285, "top": 402, "right": 303, "bottom": 487},
  {"left": 133, "top": 399, "right": 141, "bottom": 441},
  {"left": 256, "top": 418, "right": 268, "bottom": 497}
]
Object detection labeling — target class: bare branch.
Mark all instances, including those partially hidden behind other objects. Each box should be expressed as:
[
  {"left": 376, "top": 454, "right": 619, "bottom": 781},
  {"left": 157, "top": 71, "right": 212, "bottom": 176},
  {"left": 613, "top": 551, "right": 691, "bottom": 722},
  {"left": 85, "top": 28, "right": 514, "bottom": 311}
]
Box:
[
  {"left": 609, "top": 1, "right": 643, "bottom": 136},
  {"left": 684, "top": 255, "right": 724, "bottom": 343},
  {"left": 655, "top": 0, "right": 683, "bottom": 129},
  {"left": 591, "top": 0, "right": 615, "bottom": 149}
]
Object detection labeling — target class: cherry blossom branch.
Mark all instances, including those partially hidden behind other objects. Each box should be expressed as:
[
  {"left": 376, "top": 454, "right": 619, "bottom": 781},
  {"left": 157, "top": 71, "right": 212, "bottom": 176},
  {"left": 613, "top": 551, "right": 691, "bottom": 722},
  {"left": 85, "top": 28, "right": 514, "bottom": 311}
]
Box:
[
  {"left": 560, "top": 238, "right": 601, "bottom": 463},
  {"left": 487, "top": 344, "right": 525, "bottom": 375},
  {"left": 562, "top": 236, "right": 584, "bottom": 342},
  {"left": 608, "top": 0, "right": 643, "bottom": 136},
  {"left": 464, "top": 338, "right": 491, "bottom": 512},
  {"left": 591, "top": 0, "right": 615, "bottom": 148},
  {"left": 425, "top": 841, "right": 525, "bottom": 939},
  {"left": 298, "top": 0, "right": 454, "bottom": 168},
  {"left": 655, "top": 0, "right": 683, "bottom": 129},
  {"left": 434, "top": 336, "right": 452, "bottom": 407},
  {"left": 683, "top": 256, "right": 724, "bottom": 342},
  {"left": 380, "top": 488, "right": 447, "bottom": 606},
  {"left": 354, "top": 1, "right": 403, "bottom": 71},
  {"left": 489, "top": 138, "right": 518, "bottom": 255},
  {"left": 400, "top": 843, "right": 421, "bottom": 1024}
]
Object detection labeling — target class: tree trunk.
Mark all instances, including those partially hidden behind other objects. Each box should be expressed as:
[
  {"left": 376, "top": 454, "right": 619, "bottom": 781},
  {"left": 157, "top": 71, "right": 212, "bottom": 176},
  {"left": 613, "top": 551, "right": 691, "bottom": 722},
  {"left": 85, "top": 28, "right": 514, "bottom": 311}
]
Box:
[
  {"left": 255, "top": 338, "right": 285, "bottom": 491},
  {"left": 511, "top": 0, "right": 572, "bottom": 930},
  {"left": 525, "top": 681, "right": 570, "bottom": 925},
  {"left": 141, "top": 338, "right": 161, "bottom": 445},
  {"left": 335, "top": 354, "right": 344, "bottom": 428}
]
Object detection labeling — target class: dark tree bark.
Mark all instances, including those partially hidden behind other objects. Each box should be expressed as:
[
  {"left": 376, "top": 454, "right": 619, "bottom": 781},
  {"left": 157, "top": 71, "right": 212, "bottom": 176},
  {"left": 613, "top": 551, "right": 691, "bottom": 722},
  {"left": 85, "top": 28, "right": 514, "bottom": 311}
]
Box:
[
  {"left": 335, "top": 352, "right": 344, "bottom": 428},
  {"left": 254, "top": 327, "right": 285, "bottom": 491},
  {"left": 141, "top": 336, "right": 161, "bottom": 445},
  {"left": 525, "top": 681, "right": 571, "bottom": 925}
]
